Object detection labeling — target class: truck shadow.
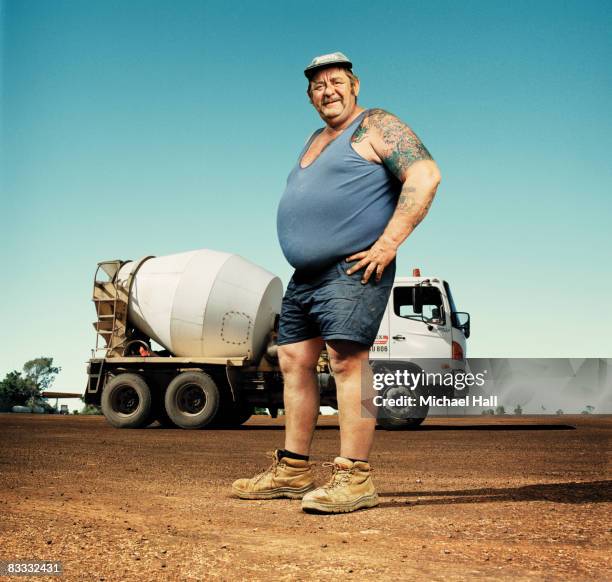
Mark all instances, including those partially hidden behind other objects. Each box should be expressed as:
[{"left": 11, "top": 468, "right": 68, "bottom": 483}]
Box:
[{"left": 379, "top": 480, "right": 612, "bottom": 507}]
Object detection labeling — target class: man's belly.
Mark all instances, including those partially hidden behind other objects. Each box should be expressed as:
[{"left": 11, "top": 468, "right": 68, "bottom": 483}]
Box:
[{"left": 277, "top": 191, "right": 395, "bottom": 272}]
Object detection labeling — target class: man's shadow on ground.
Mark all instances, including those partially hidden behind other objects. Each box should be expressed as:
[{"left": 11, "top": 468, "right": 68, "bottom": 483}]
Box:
[{"left": 378, "top": 480, "right": 612, "bottom": 508}]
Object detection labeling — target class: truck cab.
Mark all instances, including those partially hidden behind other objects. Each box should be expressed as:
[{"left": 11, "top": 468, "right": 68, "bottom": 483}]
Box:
[
  {"left": 371, "top": 269, "right": 470, "bottom": 362},
  {"left": 367, "top": 269, "right": 471, "bottom": 429}
]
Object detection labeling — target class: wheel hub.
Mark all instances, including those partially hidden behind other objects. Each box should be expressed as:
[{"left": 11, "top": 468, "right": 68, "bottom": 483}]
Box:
[
  {"left": 111, "top": 386, "right": 140, "bottom": 415},
  {"left": 177, "top": 384, "right": 207, "bottom": 415}
]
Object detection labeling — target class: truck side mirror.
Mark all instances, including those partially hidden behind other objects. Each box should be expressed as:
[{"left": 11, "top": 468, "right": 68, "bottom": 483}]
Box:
[
  {"left": 412, "top": 286, "right": 424, "bottom": 314},
  {"left": 429, "top": 305, "right": 445, "bottom": 325},
  {"left": 454, "top": 312, "right": 471, "bottom": 338}
]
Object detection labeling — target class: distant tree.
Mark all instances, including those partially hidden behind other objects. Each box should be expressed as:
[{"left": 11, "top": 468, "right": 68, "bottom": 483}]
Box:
[
  {"left": 581, "top": 405, "right": 595, "bottom": 415},
  {"left": 495, "top": 405, "right": 506, "bottom": 415},
  {"left": 23, "top": 357, "right": 61, "bottom": 394},
  {"left": 513, "top": 404, "right": 523, "bottom": 415},
  {"left": 482, "top": 409, "right": 495, "bottom": 416},
  {"left": 556, "top": 409, "right": 564, "bottom": 415},
  {"left": 0, "top": 371, "right": 36, "bottom": 410},
  {"left": 0, "top": 358, "right": 61, "bottom": 411}
]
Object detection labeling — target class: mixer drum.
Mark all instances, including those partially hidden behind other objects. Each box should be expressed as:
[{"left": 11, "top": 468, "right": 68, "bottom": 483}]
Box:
[{"left": 116, "top": 249, "right": 283, "bottom": 360}]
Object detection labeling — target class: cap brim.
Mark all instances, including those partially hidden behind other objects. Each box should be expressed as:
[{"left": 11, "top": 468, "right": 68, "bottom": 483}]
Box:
[{"left": 304, "top": 61, "right": 353, "bottom": 79}]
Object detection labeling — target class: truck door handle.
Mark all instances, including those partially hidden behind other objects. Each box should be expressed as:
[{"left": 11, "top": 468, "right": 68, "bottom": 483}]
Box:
[{"left": 392, "top": 335, "right": 406, "bottom": 341}]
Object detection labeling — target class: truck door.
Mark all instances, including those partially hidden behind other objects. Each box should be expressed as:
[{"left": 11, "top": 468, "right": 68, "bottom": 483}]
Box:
[
  {"left": 369, "top": 301, "right": 390, "bottom": 360},
  {"left": 388, "top": 284, "right": 453, "bottom": 359}
]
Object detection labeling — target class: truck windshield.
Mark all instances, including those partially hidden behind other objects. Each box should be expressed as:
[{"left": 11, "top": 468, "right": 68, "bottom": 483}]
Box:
[{"left": 393, "top": 286, "right": 444, "bottom": 323}]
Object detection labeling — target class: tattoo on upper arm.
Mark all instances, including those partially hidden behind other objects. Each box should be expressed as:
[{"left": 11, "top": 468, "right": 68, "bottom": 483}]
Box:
[
  {"left": 352, "top": 122, "right": 368, "bottom": 143},
  {"left": 352, "top": 109, "right": 432, "bottom": 179}
]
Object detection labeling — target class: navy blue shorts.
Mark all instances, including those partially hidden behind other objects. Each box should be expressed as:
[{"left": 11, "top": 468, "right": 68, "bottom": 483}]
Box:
[{"left": 277, "top": 258, "right": 396, "bottom": 348}]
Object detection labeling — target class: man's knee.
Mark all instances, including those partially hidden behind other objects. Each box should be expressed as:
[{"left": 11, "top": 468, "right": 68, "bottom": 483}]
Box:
[
  {"left": 278, "top": 340, "right": 323, "bottom": 375},
  {"left": 326, "top": 340, "right": 369, "bottom": 379}
]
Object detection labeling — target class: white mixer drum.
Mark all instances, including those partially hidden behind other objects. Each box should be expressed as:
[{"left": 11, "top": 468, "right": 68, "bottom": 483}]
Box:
[{"left": 116, "top": 249, "right": 283, "bottom": 360}]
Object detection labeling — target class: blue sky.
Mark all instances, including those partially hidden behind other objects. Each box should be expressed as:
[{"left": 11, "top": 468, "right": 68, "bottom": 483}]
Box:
[{"left": 1, "top": 0, "right": 611, "bottom": 408}]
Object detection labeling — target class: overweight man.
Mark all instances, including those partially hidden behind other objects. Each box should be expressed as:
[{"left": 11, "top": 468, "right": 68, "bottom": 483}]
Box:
[{"left": 232, "top": 52, "right": 441, "bottom": 513}]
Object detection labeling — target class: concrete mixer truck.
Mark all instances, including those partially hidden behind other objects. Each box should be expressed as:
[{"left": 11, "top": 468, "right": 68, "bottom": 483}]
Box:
[{"left": 84, "top": 249, "right": 471, "bottom": 430}]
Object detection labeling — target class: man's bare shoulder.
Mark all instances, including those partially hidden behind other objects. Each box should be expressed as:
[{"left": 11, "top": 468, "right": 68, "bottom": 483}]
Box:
[{"left": 352, "top": 108, "right": 433, "bottom": 179}]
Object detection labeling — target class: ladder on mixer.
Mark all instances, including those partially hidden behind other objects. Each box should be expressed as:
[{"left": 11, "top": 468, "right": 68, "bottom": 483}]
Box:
[{"left": 92, "top": 260, "right": 130, "bottom": 358}]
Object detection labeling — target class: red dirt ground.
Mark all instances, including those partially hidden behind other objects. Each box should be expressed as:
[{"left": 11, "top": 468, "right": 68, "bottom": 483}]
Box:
[{"left": 1, "top": 414, "right": 610, "bottom": 580}]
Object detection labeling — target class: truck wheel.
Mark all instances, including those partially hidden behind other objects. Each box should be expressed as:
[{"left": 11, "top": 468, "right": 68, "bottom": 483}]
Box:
[
  {"left": 377, "top": 414, "right": 428, "bottom": 430},
  {"left": 376, "top": 384, "right": 430, "bottom": 431},
  {"left": 164, "top": 372, "right": 220, "bottom": 429},
  {"left": 101, "top": 373, "right": 152, "bottom": 429}
]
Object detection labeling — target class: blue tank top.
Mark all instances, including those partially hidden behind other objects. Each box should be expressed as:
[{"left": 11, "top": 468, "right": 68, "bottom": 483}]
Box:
[{"left": 277, "top": 110, "right": 402, "bottom": 272}]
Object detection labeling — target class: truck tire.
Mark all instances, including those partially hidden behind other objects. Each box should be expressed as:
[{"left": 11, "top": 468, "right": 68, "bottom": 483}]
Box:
[
  {"left": 377, "top": 413, "right": 428, "bottom": 430},
  {"left": 375, "top": 384, "right": 429, "bottom": 431},
  {"left": 101, "top": 373, "right": 152, "bottom": 429},
  {"left": 164, "top": 372, "right": 220, "bottom": 429}
]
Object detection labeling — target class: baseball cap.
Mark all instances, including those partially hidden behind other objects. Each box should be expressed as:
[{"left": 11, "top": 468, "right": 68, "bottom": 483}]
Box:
[{"left": 304, "top": 51, "right": 353, "bottom": 79}]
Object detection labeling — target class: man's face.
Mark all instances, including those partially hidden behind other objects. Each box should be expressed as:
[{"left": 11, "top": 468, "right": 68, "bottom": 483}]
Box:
[{"left": 308, "top": 67, "right": 359, "bottom": 126}]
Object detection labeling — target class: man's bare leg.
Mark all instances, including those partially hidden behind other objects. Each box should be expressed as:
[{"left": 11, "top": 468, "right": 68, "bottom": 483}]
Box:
[
  {"left": 231, "top": 337, "right": 323, "bottom": 499},
  {"left": 326, "top": 340, "right": 375, "bottom": 460},
  {"left": 278, "top": 337, "right": 325, "bottom": 456},
  {"left": 300, "top": 339, "right": 379, "bottom": 513}
]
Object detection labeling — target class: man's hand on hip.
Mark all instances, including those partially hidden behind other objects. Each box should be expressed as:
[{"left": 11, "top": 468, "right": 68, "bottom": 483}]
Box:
[{"left": 345, "top": 235, "right": 397, "bottom": 284}]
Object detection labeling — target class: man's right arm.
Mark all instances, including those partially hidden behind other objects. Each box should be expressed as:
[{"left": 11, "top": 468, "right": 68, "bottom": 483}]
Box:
[{"left": 347, "top": 109, "right": 441, "bottom": 283}]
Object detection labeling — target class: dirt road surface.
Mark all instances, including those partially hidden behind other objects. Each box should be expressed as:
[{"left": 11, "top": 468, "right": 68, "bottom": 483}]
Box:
[{"left": 1, "top": 414, "right": 610, "bottom": 581}]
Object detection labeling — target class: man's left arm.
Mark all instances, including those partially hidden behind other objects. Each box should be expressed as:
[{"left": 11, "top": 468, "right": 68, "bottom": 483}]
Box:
[{"left": 347, "top": 110, "right": 441, "bottom": 283}]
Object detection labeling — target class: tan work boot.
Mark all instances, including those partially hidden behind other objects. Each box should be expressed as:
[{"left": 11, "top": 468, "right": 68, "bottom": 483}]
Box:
[
  {"left": 301, "top": 457, "right": 379, "bottom": 513},
  {"left": 231, "top": 450, "right": 316, "bottom": 500}
]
